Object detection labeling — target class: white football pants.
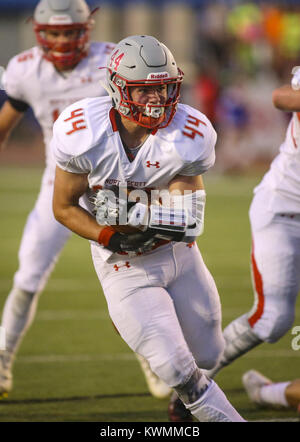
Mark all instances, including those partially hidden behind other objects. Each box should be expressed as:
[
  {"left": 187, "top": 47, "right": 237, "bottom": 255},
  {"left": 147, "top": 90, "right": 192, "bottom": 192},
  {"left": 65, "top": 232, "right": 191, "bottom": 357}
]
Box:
[
  {"left": 13, "top": 166, "right": 72, "bottom": 293},
  {"left": 248, "top": 189, "right": 300, "bottom": 342},
  {"left": 91, "top": 241, "right": 225, "bottom": 388},
  {"left": 2, "top": 166, "right": 72, "bottom": 355}
]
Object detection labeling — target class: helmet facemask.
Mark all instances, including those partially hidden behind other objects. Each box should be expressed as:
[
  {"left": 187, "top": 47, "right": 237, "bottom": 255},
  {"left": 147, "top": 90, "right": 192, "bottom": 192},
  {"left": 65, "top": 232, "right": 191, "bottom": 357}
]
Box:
[{"left": 34, "top": 21, "right": 93, "bottom": 69}]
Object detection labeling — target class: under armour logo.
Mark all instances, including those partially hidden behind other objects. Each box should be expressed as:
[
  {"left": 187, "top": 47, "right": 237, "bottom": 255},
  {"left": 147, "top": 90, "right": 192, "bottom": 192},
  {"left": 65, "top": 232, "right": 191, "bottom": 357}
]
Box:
[
  {"left": 146, "top": 161, "right": 160, "bottom": 168},
  {"left": 81, "top": 76, "right": 92, "bottom": 83},
  {"left": 187, "top": 241, "right": 196, "bottom": 248},
  {"left": 113, "top": 261, "right": 131, "bottom": 271}
]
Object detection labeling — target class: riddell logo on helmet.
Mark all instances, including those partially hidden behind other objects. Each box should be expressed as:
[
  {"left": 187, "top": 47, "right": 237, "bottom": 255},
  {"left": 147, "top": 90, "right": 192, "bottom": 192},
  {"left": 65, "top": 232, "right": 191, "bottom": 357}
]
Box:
[
  {"left": 147, "top": 72, "right": 169, "bottom": 80},
  {"left": 49, "top": 15, "right": 72, "bottom": 25}
]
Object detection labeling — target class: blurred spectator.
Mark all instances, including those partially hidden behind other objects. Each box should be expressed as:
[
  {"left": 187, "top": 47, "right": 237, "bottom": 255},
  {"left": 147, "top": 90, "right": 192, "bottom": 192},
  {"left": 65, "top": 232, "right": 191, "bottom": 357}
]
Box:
[
  {"left": 191, "top": 1, "right": 299, "bottom": 172},
  {"left": 193, "top": 68, "right": 220, "bottom": 126},
  {"left": 2, "top": 0, "right": 300, "bottom": 172}
]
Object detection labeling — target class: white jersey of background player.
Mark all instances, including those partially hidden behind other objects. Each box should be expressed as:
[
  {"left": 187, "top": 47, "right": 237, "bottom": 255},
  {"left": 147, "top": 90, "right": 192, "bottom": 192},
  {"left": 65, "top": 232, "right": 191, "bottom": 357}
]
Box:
[
  {"left": 52, "top": 34, "right": 245, "bottom": 421},
  {"left": 172, "top": 72, "right": 300, "bottom": 419},
  {"left": 4, "top": 43, "right": 114, "bottom": 170},
  {"left": 0, "top": 0, "right": 115, "bottom": 398}
]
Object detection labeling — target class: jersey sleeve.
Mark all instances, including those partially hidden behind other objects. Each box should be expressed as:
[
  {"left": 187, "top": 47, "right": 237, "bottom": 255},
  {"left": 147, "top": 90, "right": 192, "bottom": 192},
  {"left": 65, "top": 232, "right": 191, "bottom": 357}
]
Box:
[
  {"left": 51, "top": 103, "right": 92, "bottom": 174},
  {"left": 51, "top": 130, "right": 91, "bottom": 174},
  {"left": 173, "top": 105, "right": 217, "bottom": 176},
  {"left": 2, "top": 55, "right": 28, "bottom": 102},
  {"left": 180, "top": 123, "right": 216, "bottom": 176}
]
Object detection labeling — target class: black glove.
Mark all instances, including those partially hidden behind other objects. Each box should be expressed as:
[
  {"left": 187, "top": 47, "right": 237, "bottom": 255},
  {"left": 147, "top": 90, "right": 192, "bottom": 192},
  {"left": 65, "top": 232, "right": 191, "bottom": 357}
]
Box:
[
  {"left": 107, "top": 230, "right": 156, "bottom": 253},
  {"left": 147, "top": 226, "right": 186, "bottom": 242}
]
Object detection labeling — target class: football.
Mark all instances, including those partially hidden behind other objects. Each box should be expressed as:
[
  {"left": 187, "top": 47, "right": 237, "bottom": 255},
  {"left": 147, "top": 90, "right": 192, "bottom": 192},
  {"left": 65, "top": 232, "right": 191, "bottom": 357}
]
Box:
[
  {"left": 111, "top": 222, "right": 143, "bottom": 235},
  {"left": 111, "top": 186, "right": 148, "bottom": 234},
  {"left": 94, "top": 185, "right": 150, "bottom": 234}
]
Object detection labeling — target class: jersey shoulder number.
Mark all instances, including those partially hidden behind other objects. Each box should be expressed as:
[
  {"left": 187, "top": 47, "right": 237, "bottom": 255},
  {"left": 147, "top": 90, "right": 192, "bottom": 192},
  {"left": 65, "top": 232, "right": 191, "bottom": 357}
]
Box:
[
  {"left": 181, "top": 114, "right": 207, "bottom": 140},
  {"left": 63, "top": 108, "right": 87, "bottom": 136},
  {"left": 17, "top": 50, "right": 34, "bottom": 63},
  {"left": 170, "top": 104, "right": 217, "bottom": 169},
  {"left": 53, "top": 96, "right": 111, "bottom": 157}
]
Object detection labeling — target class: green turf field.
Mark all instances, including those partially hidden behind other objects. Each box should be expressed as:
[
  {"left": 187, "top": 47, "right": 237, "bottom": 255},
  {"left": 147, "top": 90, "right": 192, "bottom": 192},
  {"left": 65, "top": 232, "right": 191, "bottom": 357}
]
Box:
[{"left": 0, "top": 167, "right": 299, "bottom": 422}]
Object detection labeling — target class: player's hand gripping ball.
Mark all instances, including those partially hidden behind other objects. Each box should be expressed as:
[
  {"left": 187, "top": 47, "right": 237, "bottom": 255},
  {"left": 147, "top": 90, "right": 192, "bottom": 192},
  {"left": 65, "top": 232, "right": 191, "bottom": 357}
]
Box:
[{"left": 93, "top": 186, "right": 149, "bottom": 234}]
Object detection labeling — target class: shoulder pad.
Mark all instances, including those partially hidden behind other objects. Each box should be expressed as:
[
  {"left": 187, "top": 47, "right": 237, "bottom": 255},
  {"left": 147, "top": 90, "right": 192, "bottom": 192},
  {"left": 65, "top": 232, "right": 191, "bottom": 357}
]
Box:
[
  {"left": 165, "top": 104, "right": 217, "bottom": 164},
  {"left": 53, "top": 96, "right": 112, "bottom": 157},
  {"left": 7, "top": 47, "right": 40, "bottom": 71},
  {"left": 89, "top": 41, "right": 116, "bottom": 60},
  {"left": 3, "top": 47, "right": 40, "bottom": 99}
]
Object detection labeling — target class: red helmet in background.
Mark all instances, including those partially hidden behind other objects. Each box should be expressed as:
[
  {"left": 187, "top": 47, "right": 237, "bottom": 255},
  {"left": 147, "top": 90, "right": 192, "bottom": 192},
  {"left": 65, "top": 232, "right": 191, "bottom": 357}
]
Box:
[{"left": 33, "top": 0, "right": 94, "bottom": 69}]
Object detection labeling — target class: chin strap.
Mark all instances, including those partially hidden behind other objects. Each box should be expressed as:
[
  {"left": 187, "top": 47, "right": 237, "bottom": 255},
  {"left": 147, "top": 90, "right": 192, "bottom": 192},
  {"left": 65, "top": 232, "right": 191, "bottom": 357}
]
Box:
[{"left": 99, "top": 79, "right": 112, "bottom": 96}]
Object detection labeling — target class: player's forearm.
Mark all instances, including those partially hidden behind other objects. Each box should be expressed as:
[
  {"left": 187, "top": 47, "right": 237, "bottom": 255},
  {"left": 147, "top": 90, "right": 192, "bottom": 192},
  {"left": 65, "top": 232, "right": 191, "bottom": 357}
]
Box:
[
  {"left": 53, "top": 203, "right": 102, "bottom": 242},
  {"left": 0, "top": 124, "right": 13, "bottom": 150},
  {"left": 0, "top": 101, "right": 24, "bottom": 150},
  {"left": 272, "top": 85, "right": 300, "bottom": 111}
]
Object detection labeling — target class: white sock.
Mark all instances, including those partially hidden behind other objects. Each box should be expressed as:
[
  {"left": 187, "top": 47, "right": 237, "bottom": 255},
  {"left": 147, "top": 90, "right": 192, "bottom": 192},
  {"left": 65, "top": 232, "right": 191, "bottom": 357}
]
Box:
[
  {"left": 205, "top": 314, "right": 262, "bottom": 378},
  {"left": 1, "top": 287, "right": 38, "bottom": 356},
  {"left": 185, "top": 380, "right": 246, "bottom": 422},
  {"left": 260, "top": 382, "right": 290, "bottom": 407}
]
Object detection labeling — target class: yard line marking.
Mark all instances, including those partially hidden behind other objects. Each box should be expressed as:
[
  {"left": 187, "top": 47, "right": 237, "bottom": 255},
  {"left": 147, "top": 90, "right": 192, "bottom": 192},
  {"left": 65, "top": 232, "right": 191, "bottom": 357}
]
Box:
[
  {"left": 0, "top": 278, "right": 99, "bottom": 292},
  {"left": 36, "top": 310, "right": 109, "bottom": 321},
  {"left": 0, "top": 304, "right": 298, "bottom": 321},
  {"left": 16, "top": 349, "right": 300, "bottom": 365},
  {"left": 246, "top": 349, "right": 300, "bottom": 358},
  {"left": 17, "top": 353, "right": 136, "bottom": 364}
]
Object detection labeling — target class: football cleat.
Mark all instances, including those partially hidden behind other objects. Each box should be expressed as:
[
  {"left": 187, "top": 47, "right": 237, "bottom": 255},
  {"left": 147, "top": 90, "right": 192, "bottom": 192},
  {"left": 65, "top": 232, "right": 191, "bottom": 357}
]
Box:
[
  {"left": 242, "top": 369, "right": 272, "bottom": 406},
  {"left": 0, "top": 352, "right": 13, "bottom": 399},
  {"left": 168, "top": 391, "right": 193, "bottom": 422},
  {"left": 135, "top": 353, "right": 172, "bottom": 399}
]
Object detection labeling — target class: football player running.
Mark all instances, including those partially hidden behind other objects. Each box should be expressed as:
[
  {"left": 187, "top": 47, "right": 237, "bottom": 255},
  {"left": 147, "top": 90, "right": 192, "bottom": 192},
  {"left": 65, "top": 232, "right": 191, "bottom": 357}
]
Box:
[
  {"left": 0, "top": 0, "right": 172, "bottom": 402},
  {"left": 169, "top": 68, "right": 300, "bottom": 420},
  {"left": 52, "top": 34, "right": 245, "bottom": 422}
]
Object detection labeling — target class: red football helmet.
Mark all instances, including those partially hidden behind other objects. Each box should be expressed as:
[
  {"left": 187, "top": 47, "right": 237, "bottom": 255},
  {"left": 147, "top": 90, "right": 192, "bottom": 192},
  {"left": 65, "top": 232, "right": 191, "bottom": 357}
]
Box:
[{"left": 33, "top": 0, "right": 94, "bottom": 69}]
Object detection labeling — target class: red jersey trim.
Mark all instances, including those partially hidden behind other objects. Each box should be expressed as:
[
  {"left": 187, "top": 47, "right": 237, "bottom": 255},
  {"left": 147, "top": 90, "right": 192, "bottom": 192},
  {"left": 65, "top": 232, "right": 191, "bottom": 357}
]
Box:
[
  {"left": 291, "top": 120, "right": 297, "bottom": 149},
  {"left": 248, "top": 240, "right": 265, "bottom": 327}
]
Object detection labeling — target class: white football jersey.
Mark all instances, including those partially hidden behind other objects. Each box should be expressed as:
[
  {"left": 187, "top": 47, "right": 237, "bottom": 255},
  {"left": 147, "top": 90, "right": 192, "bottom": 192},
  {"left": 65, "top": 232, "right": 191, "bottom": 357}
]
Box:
[
  {"left": 255, "top": 112, "right": 300, "bottom": 213},
  {"left": 51, "top": 96, "right": 216, "bottom": 260},
  {"left": 2, "top": 41, "right": 115, "bottom": 168}
]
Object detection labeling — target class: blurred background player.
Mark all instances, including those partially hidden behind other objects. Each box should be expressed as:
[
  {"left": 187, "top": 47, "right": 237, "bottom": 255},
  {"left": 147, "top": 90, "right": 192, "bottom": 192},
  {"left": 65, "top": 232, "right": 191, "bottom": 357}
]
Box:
[
  {"left": 0, "top": 0, "right": 170, "bottom": 401},
  {"left": 242, "top": 370, "right": 300, "bottom": 413},
  {"left": 168, "top": 66, "right": 300, "bottom": 421}
]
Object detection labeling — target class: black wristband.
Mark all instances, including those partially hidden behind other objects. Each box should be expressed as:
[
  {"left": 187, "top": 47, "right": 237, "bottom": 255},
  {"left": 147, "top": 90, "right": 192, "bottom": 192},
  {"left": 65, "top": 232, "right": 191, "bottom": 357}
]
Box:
[
  {"left": 7, "top": 96, "right": 29, "bottom": 113},
  {"left": 106, "top": 230, "right": 156, "bottom": 253}
]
